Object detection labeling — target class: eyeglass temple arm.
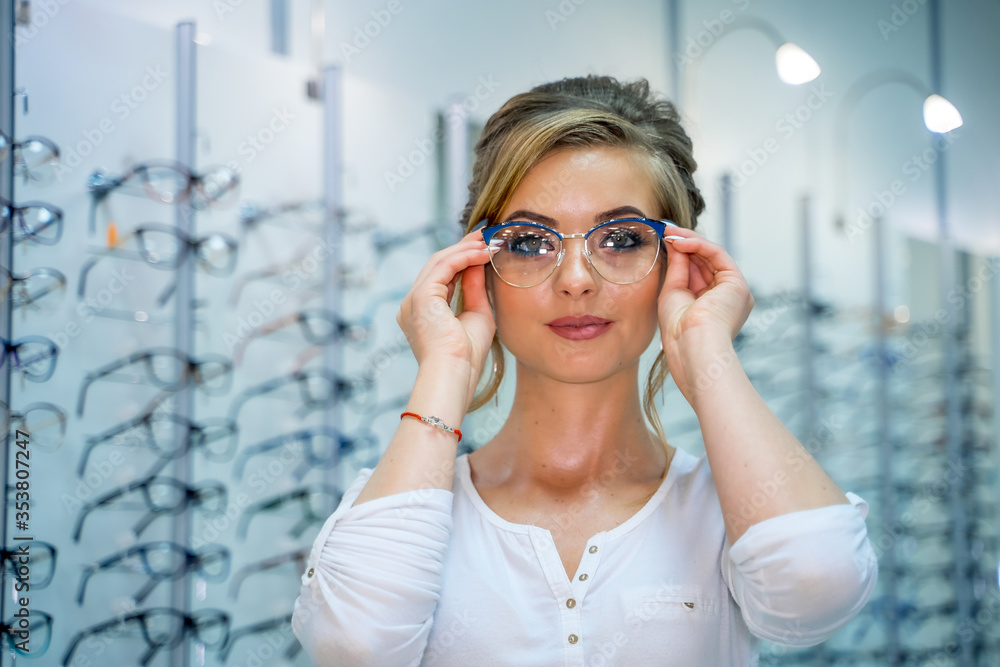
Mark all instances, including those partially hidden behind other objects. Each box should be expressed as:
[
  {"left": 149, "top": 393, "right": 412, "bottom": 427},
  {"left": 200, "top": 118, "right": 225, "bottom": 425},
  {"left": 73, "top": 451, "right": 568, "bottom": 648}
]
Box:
[
  {"left": 231, "top": 433, "right": 289, "bottom": 481},
  {"left": 78, "top": 228, "right": 141, "bottom": 302},
  {"left": 76, "top": 359, "right": 129, "bottom": 416},
  {"left": 232, "top": 311, "right": 299, "bottom": 366},
  {"left": 133, "top": 574, "right": 162, "bottom": 604}
]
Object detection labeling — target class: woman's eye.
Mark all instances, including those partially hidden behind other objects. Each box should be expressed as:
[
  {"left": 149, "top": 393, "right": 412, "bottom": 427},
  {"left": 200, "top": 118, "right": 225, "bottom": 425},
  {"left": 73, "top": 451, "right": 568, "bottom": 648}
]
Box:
[
  {"left": 599, "top": 229, "right": 642, "bottom": 250},
  {"left": 509, "top": 234, "right": 553, "bottom": 255}
]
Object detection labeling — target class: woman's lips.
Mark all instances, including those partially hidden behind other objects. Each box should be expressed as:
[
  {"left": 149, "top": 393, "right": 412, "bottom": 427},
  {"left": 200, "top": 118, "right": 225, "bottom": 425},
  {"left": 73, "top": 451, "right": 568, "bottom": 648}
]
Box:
[{"left": 546, "top": 322, "right": 613, "bottom": 340}]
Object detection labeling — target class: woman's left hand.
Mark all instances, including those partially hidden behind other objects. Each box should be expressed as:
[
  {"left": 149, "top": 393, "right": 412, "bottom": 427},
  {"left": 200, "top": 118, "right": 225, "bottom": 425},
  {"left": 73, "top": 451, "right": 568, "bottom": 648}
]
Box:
[{"left": 656, "top": 227, "right": 754, "bottom": 399}]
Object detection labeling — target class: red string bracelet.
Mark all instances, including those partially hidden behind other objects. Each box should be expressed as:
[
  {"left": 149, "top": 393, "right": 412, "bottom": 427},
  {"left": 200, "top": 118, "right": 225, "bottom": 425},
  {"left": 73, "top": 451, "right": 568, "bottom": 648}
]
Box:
[{"left": 400, "top": 411, "right": 462, "bottom": 442}]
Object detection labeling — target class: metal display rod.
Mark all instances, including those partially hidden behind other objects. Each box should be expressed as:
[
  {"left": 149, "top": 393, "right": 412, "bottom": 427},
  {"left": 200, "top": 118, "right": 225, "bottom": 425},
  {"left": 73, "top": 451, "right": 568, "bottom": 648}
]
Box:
[
  {"left": 0, "top": 0, "right": 14, "bottom": 660},
  {"left": 323, "top": 65, "right": 344, "bottom": 488},
  {"left": 170, "top": 19, "right": 198, "bottom": 667},
  {"left": 873, "top": 212, "right": 900, "bottom": 664}
]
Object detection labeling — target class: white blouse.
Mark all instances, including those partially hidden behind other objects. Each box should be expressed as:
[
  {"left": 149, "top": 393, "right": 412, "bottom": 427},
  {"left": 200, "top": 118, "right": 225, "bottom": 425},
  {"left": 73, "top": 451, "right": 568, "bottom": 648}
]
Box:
[{"left": 292, "top": 446, "right": 878, "bottom": 666}]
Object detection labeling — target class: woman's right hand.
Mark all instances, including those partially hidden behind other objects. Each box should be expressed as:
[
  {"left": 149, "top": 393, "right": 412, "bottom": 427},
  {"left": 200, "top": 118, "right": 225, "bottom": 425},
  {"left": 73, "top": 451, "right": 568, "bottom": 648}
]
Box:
[{"left": 396, "top": 229, "right": 496, "bottom": 400}]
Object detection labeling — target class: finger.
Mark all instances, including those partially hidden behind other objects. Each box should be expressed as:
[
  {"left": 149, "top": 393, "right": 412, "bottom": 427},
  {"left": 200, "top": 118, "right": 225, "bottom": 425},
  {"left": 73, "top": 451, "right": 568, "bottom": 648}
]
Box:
[
  {"left": 664, "top": 234, "right": 735, "bottom": 279},
  {"left": 415, "top": 245, "right": 493, "bottom": 306},
  {"left": 662, "top": 236, "right": 692, "bottom": 292},
  {"left": 459, "top": 263, "right": 491, "bottom": 317},
  {"left": 400, "top": 238, "right": 486, "bottom": 327}
]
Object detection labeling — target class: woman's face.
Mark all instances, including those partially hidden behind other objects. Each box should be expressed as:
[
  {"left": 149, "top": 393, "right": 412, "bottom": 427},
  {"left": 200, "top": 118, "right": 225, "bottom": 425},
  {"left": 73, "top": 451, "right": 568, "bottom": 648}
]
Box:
[{"left": 485, "top": 145, "right": 667, "bottom": 383}]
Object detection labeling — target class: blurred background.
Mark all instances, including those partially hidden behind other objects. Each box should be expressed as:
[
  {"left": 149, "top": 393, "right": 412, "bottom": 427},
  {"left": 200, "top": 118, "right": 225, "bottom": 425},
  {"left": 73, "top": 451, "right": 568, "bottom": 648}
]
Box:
[{"left": 1, "top": 0, "right": 998, "bottom": 665}]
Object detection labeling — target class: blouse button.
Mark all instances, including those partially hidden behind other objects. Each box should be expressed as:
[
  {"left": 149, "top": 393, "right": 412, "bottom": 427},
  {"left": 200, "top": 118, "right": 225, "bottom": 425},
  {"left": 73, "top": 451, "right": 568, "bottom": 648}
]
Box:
[
  {"left": 566, "top": 598, "right": 576, "bottom": 608},
  {"left": 588, "top": 546, "right": 598, "bottom": 554},
  {"left": 578, "top": 573, "right": 588, "bottom": 581},
  {"left": 307, "top": 568, "right": 315, "bottom": 578},
  {"left": 568, "top": 634, "right": 579, "bottom": 644}
]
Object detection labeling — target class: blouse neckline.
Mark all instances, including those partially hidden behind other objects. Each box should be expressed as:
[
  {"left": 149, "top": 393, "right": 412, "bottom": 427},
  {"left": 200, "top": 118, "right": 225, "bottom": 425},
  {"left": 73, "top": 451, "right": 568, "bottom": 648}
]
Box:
[{"left": 455, "top": 447, "right": 693, "bottom": 541}]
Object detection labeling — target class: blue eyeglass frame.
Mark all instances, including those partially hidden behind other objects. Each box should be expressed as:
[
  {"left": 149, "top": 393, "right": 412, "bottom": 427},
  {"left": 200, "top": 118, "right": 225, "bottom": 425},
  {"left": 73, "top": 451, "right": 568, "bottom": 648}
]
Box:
[{"left": 472, "top": 217, "right": 682, "bottom": 286}]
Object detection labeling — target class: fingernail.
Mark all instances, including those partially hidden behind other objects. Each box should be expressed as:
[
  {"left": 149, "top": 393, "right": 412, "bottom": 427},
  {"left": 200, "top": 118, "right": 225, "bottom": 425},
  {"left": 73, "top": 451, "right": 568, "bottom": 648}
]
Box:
[{"left": 664, "top": 235, "right": 686, "bottom": 242}]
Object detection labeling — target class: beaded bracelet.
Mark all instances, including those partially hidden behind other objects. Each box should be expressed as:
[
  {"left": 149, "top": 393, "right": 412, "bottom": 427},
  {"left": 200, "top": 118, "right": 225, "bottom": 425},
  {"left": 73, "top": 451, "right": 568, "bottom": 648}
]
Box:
[{"left": 400, "top": 411, "right": 462, "bottom": 442}]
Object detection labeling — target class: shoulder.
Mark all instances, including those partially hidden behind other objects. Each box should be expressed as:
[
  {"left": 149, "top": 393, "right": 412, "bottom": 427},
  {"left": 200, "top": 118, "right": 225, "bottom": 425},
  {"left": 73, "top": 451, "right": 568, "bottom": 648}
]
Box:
[{"left": 667, "top": 446, "right": 721, "bottom": 507}]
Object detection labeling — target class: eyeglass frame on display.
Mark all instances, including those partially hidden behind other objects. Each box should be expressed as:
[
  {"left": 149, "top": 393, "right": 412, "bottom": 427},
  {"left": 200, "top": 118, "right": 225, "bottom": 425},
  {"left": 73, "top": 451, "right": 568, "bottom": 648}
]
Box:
[
  {"left": 218, "top": 613, "right": 300, "bottom": 662},
  {"left": 1, "top": 265, "right": 67, "bottom": 313},
  {"left": 86, "top": 159, "right": 240, "bottom": 235},
  {"left": 76, "top": 541, "right": 231, "bottom": 605},
  {"left": 0, "top": 131, "right": 60, "bottom": 185},
  {"left": 1, "top": 540, "right": 57, "bottom": 589},
  {"left": 231, "top": 425, "right": 377, "bottom": 482},
  {"left": 0, "top": 197, "right": 64, "bottom": 245},
  {"left": 77, "top": 407, "right": 238, "bottom": 479},
  {"left": 0, "top": 400, "right": 67, "bottom": 453},
  {"left": 61, "top": 607, "right": 230, "bottom": 667},
  {"left": 0, "top": 335, "right": 59, "bottom": 383},
  {"left": 72, "top": 473, "right": 227, "bottom": 543},
  {"left": 236, "top": 483, "right": 342, "bottom": 540},
  {"left": 226, "top": 367, "right": 372, "bottom": 423},
  {"left": 76, "top": 347, "right": 233, "bottom": 416},
  {"left": 227, "top": 548, "right": 310, "bottom": 601}
]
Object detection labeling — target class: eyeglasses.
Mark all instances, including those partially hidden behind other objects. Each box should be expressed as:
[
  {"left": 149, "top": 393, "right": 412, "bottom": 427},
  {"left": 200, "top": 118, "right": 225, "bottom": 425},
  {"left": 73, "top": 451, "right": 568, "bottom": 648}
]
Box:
[
  {"left": 232, "top": 309, "right": 374, "bottom": 366},
  {"left": 72, "top": 474, "right": 227, "bottom": 542},
  {"left": 232, "top": 426, "right": 376, "bottom": 482},
  {"left": 76, "top": 347, "right": 233, "bottom": 416},
  {"left": 228, "top": 547, "right": 309, "bottom": 600},
  {"left": 0, "top": 197, "right": 64, "bottom": 245},
  {"left": 1, "top": 609, "right": 52, "bottom": 658},
  {"left": 237, "top": 483, "right": 341, "bottom": 540},
  {"left": 1, "top": 540, "right": 57, "bottom": 589},
  {"left": 227, "top": 368, "right": 372, "bottom": 422},
  {"left": 134, "top": 222, "right": 239, "bottom": 274},
  {"left": 76, "top": 541, "right": 230, "bottom": 605},
  {"left": 78, "top": 408, "right": 238, "bottom": 478},
  {"left": 218, "top": 613, "right": 300, "bottom": 663},
  {"left": 0, "top": 401, "right": 67, "bottom": 452},
  {"left": 476, "top": 217, "right": 680, "bottom": 288},
  {"left": 87, "top": 160, "right": 240, "bottom": 234},
  {"left": 0, "top": 132, "right": 60, "bottom": 185},
  {"left": 62, "top": 608, "right": 229, "bottom": 667},
  {"left": 1, "top": 266, "right": 67, "bottom": 314},
  {"left": 0, "top": 131, "right": 60, "bottom": 184},
  {"left": 0, "top": 335, "right": 59, "bottom": 382}
]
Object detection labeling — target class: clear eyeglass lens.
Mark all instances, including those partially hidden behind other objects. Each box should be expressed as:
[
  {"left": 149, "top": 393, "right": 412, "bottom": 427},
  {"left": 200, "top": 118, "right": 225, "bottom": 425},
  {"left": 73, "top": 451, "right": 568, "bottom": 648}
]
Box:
[
  {"left": 489, "top": 221, "right": 660, "bottom": 287},
  {"left": 17, "top": 139, "right": 59, "bottom": 184},
  {"left": 142, "top": 610, "right": 184, "bottom": 646},
  {"left": 196, "top": 234, "right": 235, "bottom": 274},
  {"left": 138, "top": 229, "right": 185, "bottom": 269},
  {"left": 143, "top": 166, "right": 189, "bottom": 204},
  {"left": 143, "top": 544, "right": 185, "bottom": 577},
  {"left": 14, "top": 271, "right": 66, "bottom": 314},
  {"left": 302, "top": 312, "right": 336, "bottom": 342},
  {"left": 148, "top": 352, "right": 187, "bottom": 387},
  {"left": 197, "top": 549, "right": 229, "bottom": 580},
  {"left": 146, "top": 414, "right": 185, "bottom": 456},
  {"left": 17, "top": 405, "right": 65, "bottom": 452},
  {"left": 14, "top": 341, "right": 55, "bottom": 380},
  {"left": 20, "top": 205, "right": 61, "bottom": 242}
]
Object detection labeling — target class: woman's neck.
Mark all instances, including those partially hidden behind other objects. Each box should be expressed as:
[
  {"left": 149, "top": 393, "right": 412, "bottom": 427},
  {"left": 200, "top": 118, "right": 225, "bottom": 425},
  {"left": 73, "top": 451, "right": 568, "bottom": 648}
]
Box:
[{"left": 474, "top": 361, "right": 668, "bottom": 496}]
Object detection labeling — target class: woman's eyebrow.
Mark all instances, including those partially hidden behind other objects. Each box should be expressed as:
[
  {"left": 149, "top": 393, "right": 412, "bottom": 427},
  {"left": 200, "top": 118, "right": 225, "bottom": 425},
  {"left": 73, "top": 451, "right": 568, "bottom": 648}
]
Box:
[
  {"left": 502, "top": 206, "right": 648, "bottom": 228},
  {"left": 597, "top": 205, "right": 648, "bottom": 221}
]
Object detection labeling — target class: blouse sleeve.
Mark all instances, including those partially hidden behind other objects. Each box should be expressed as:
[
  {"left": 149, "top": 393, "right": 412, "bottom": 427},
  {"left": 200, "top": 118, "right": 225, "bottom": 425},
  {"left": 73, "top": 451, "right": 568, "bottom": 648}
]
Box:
[
  {"left": 291, "top": 467, "right": 455, "bottom": 667},
  {"left": 720, "top": 491, "right": 879, "bottom": 647}
]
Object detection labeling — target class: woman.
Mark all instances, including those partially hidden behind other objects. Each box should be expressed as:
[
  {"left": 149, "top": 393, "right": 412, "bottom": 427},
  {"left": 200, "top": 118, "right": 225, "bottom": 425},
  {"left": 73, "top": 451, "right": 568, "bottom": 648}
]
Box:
[{"left": 292, "top": 75, "right": 877, "bottom": 666}]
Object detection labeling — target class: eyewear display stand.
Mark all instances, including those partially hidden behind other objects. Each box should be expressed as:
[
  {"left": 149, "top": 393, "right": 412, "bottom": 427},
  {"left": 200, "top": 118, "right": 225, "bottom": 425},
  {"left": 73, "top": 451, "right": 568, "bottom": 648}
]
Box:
[
  {"left": 322, "top": 65, "right": 345, "bottom": 492},
  {"left": 169, "top": 20, "right": 198, "bottom": 667},
  {"left": 0, "top": 0, "right": 15, "bottom": 658}
]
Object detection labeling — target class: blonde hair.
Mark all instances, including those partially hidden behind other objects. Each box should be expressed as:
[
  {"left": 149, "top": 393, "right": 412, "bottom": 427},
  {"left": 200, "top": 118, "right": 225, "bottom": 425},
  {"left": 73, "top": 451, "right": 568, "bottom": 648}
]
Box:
[{"left": 453, "top": 75, "right": 706, "bottom": 462}]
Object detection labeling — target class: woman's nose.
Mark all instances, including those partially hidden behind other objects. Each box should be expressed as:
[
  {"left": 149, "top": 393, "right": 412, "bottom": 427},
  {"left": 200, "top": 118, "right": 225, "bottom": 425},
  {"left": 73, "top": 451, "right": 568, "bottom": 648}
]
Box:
[{"left": 551, "top": 238, "right": 599, "bottom": 294}]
